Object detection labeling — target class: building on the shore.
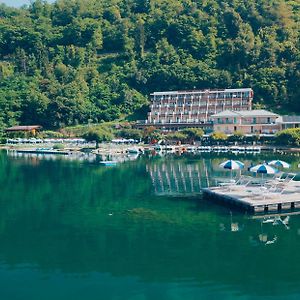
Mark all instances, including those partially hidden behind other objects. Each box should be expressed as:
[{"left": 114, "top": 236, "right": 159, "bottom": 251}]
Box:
[
  {"left": 136, "top": 88, "right": 253, "bottom": 132},
  {"left": 276, "top": 115, "right": 300, "bottom": 130},
  {"left": 5, "top": 125, "right": 42, "bottom": 137},
  {"left": 210, "top": 110, "right": 280, "bottom": 135}
]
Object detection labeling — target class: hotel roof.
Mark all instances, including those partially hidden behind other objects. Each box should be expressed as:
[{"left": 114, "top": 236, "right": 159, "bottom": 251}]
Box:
[
  {"left": 210, "top": 110, "right": 279, "bottom": 118},
  {"left": 151, "top": 88, "right": 253, "bottom": 96}
]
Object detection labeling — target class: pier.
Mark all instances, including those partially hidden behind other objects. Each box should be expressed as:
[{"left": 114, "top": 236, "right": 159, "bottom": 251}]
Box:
[
  {"left": 203, "top": 182, "right": 300, "bottom": 213},
  {"left": 15, "top": 149, "right": 71, "bottom": 155}
]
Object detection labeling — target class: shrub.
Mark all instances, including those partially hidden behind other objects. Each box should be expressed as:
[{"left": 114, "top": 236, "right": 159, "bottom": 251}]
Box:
[
  {"left": 210, "top": 132, "right": 228, "bottom": 141},
  {"left": 38, "top": 131, "right": 64, "bottom": 138},
  {"left": 275, "top": 128, "right": 300, "bottom": 146},
  {"left": 53, "top": 144, "right": 65, "bottom": 150},
  {"left": 83, "top": 129, "right": 113, "bottom": 147},
  {"left": 182, "top": 128, "right": 204, "bottom": 142},
  {"left": 143, "top": 126, "right": 162, "bottom": 143},
  {"left": 228, "top": 131, "right": 244, "bottom": 143},
  {"left": 116, "top": 128, "right": 143, "bottom": 140},
  {"left": 165, "top": 132, "right": 188, "bottom": 142}
]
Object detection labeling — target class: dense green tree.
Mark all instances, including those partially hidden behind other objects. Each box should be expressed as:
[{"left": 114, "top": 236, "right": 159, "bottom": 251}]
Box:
[
  {"left": 0, "top": 0, "right": 299, "bottom": 137},
  {"left": 83, "top": 128, "right": 113, "bottom": 147},
  {"left": 275, "top": 128, "right": 300, "bottom": 146},
  {"left": 182, "top": 128, "right": 204, "bottom": 143},
  {"left": 165, "top": 132, "right": 188, "bottom": 143}
]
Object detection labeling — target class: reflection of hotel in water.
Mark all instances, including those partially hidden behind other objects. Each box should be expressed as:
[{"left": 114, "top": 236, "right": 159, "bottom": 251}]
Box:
[{"left": 147, "top": 160, "right": 213, "bottom": 196}]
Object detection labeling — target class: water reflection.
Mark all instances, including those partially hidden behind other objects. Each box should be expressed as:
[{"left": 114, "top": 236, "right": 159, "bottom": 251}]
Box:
[
  {"left": 146, "top": 159, "right": 213, "bottom": 196},
  {"left": 6, "top": 149, "right": 142, "bottom": 164},
  {"left": 1, "top": 151, "right": 300, "bottom": 299}
]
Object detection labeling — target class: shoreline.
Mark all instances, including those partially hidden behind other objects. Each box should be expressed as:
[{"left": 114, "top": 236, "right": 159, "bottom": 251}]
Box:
[{"left": 1, "top": 142, "right": 300, "bottom": 155}]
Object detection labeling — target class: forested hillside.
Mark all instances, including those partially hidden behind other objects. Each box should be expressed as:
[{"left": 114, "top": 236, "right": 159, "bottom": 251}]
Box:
[{"left": 0, "top": 0, "right": 299, "bottom": 131}]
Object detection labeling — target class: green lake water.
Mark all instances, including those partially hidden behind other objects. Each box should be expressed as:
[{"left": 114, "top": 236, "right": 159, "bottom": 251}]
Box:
[{"left": 1, "top": 150, "right": 300, "bottom": 300}]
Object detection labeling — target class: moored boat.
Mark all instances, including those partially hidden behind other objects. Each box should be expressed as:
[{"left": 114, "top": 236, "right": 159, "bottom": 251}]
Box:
[
  {"left": 127, "top": 147, "right": 141, "bottom": 154},
  {"left": 100, "top": 161, "right": 118, "bottom": 166}
]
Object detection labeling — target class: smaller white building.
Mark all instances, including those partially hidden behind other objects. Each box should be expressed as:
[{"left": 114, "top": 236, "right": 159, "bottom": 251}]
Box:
[
  {"left": 276, "top": 116, "right": 300, "bottom": 130},
  {"left": 210, "top": 110, "right": 280, "bottom": 134}
]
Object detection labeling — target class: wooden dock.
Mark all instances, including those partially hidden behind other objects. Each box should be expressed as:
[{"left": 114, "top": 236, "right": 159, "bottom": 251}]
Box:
[
  {"left": 203, "top": 182, "right": 300, "bottom": 214},
  {"left": 15, "top": 149, "right": 71, "bottom": 155}
]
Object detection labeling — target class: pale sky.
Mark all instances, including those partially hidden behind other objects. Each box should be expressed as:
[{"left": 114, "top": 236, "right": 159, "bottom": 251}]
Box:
[
  {"left": 1, "top": 0, "right": 31, "bottom": 6},
  {"left": 1, "top": 0, "right": 54, "bottom": 7}
]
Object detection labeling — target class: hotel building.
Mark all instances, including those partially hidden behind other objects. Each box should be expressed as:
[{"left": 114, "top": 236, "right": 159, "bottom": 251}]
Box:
[
  {"left": 210, "top": 110, "right": 280, "bottom": 134},
  {"left": 137, "top": 88, "right": 253, "bottom": 131}
]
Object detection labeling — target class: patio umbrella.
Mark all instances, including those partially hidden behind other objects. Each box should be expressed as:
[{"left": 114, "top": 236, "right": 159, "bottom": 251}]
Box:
[
  {"left": 220, "top": 160, "right": 244, "bottom": 170},
  {"left": 268, "top": 160, "right": 290, "bottom": 169},
  {"left": 219, "top": 160, "right": 244, "bottom": 181},
  {"left": 249, "top": 163, "right": 278, "bottom": 183}
]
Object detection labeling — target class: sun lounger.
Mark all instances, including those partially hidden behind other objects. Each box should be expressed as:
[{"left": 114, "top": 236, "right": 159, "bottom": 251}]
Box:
[
  {"left": 265, "top": 173, "right": 297, "bottom": 193},
  {"left": 249, "top": 173, "right": 297, "bottom": 199},
  {"left": 221, "top": 175, "right": 255, "bottom": 191}
]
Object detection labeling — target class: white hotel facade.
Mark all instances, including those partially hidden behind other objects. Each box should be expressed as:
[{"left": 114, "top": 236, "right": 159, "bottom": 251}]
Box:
[{"left": 136, "top": 88, "right": 254, "bottom": 131}]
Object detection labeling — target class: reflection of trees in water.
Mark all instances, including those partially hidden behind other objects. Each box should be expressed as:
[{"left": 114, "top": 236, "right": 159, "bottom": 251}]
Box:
[
  {"left": 2, "top": 152, "right": 300, "bottom": 296},
  {"left": 146, "top": 159, "right": 214, "bottom": 196}
]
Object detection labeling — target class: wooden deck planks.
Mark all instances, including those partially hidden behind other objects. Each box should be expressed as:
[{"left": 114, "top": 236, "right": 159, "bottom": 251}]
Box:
[{"left": 203, "top": 182, "right": 300, "bottom": 213}]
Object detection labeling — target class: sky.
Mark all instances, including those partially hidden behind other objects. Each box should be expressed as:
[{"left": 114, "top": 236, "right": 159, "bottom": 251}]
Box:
[
  {"left": 1, "top": 0, "right": 31, "bottom": 6},
  {"left": 1, "top": 0, "right": 54, "bottom": 7}
]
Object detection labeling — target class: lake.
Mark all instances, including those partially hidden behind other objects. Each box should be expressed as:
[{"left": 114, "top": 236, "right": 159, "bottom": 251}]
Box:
[{"left": 0, "top": 150, "right": 300, "bottom": 300}]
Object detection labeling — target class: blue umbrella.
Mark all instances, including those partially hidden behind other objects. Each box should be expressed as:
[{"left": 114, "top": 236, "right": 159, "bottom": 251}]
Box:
[
  {"left": 268, "top": 160, "right": 290, "bottom": 169},
  {"left": 220, "top": 160, "right": 244, "bottom": 170},
  {"left": 220, "top": 160, "right": 244, "bottom": 180},
  {"left": 250, "top": 163, "right": 278, "bottom": 183},
  {"left": 250, "top": 164, "right": 278, "bottom": 174}
]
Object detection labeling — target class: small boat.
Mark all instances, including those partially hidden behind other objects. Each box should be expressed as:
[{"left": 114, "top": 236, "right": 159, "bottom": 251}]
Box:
[
  {"left": 186, "top": 146, "right": 196, "bottom": 152},
  {"left": 100, "top": 161, "right": 118, "bottom": 166},
  {"left": 127, "top": 147, "right": 140, "bottom": 154}
]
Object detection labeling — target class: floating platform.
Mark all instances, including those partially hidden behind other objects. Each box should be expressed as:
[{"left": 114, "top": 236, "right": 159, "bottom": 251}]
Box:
[
  {"left": 15, "top": 149, "right": 70, "bottom": 155},
  {"left": 203, "top": 182, "right": 300, "bottom": 214}
]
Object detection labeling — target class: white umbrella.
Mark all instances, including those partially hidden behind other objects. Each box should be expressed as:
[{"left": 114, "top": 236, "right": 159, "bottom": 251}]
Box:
[
  {"left": 268, "top": 160, "right": 290, "bottom": 169},
  {"left": 220, "top": 160, "right": 244, "bottom": 170},
  {"left": 220, "top": 160, "right": 244, "bottom": 181},
  {"left": 250, "top": 163, "right": 278, "bottom": 183}
]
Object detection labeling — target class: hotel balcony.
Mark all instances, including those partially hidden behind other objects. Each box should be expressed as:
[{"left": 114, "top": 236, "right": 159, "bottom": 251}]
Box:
[{"left": 215, "top": 121, "right": 238, "bottom": 125}]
